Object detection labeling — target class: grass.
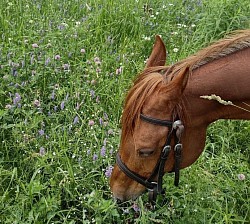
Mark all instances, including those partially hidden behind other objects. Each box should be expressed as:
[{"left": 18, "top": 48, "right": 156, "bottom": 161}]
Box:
[{"left": 0, "top": 0, "right": 249, "bottom": 223}]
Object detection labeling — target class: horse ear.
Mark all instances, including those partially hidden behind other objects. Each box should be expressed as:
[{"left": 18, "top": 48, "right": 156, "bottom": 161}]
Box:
[
  {"left": 171, "top": 67, "right": 189, "bottom": 94},
  {"left": 146, "top": 35, "right": 167, "bottom": 68}
]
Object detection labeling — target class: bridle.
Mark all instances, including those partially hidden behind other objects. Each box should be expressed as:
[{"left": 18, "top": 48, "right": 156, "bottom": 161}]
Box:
[{"left": 116, "top": 113, "right": 184, "bottom": 204}]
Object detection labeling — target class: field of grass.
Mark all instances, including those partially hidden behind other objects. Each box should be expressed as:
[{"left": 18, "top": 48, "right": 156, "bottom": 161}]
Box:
[{"left": 0, "top": 0, "right": 249, "bottom": 223}]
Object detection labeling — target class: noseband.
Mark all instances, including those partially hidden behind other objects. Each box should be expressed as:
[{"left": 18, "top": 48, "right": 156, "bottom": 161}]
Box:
[{"left": 116, "top": 113, "right": 184, "bottom": 204}]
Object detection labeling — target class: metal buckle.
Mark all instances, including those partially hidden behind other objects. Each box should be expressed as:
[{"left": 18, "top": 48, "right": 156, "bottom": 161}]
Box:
[
  {"left": 162, "top": 145, "right": 171, "bottom": 159},
  {"left": 174, "top": 143, "right": 182, "bottom": 157}
]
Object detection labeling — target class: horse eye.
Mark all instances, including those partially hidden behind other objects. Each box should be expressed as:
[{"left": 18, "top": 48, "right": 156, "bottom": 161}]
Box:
[{"left": 138, "top": 149, "right": 154, "bottom": 157}]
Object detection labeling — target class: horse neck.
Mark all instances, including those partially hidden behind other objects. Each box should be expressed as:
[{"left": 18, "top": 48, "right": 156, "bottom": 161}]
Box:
[
  {"left": 176, "top": 47, "right": 250, "bottom": 169},
  {"left": 183, "top": 47, "right": 250, "bottom": 127}
]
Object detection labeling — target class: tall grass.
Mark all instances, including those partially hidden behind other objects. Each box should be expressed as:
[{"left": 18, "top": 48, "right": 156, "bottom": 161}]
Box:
[{"left": 0, "top": 0, "right": 249, "bottom": 223}]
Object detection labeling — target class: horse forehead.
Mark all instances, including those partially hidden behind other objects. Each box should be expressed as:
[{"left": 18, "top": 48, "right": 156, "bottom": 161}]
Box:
[{"left": 143, "top": 91, "right": 173, "bottom": 112}]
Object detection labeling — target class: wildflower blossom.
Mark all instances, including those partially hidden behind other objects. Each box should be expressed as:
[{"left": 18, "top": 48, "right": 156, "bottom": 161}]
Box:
[
  {"left": 38, "top": 129, "right": 45, "bottom": 136},
  {"left": 99, "top": 118, "right": 103, "bottom": 125},
  {"left": 45, "top": 57, "right": 51, "bottom": 66},
  {"left": 94, "top": 57, "right": 101, "bottom": 65},
  {"left": 12, "top": 68, "right": 18, "bottom": 76},
  {"left": 73, "top": 116, "right": 79, "bottom": 125},
  {"left": 90, "top": 90, "right": 95, "bottom": 98},
  {"left": 13, "top": 93, "right": 21, "bottom": 105},
  {"left": 39, "top": 147, "right": 46, "bottom": 156},
  {"left": 80, "top": 48, "right": 86, "bottom": 53},
  {"left": 132, "top": 203, "right": 140, "bottom": 212},
  {"left": 51, "top": 90, "right": 55, "bottom": 100},
  {"left": 173, "top": 48, "right": 179, "bottom": 53},
  {"left": 5, "top": 104, "right": 12, "bottom": 109},
  {"left": 60, "top": 101, "right": 65, "bottom": 110},
  {"left": 238, "top": 174, "right": 245, "bottom": 181},
  {"left": 100, "top": 146, "right": 106, "bottom": 157},
  {"left": 96, "top": 67, "right": 101, "bottom": 73},
  {"left": 116, "top": 67, "right": 122, "bottom": 75},
  {"left": 33, "top": 99, "right": 41, "bottom": 107},
  {"left": 62, "top": 63, "right": 70, "bottom": 70},
  {"left": 54, "top": 55, "right": 61, "bottom": 60},
  {"left": 88, "top": 120, "right": 95, "bottom": 126},
  {"left": 93, "top": 154, "right": 98, "bottom": 161},
  {"left": 105, "top": 166, "right": 113, "bottom": 177},
  {"left": 107, "top": 129, "right": 114, "bottom": 135},
  {"left": 32, "top": 43, "right": 39, "bottom": 48}
]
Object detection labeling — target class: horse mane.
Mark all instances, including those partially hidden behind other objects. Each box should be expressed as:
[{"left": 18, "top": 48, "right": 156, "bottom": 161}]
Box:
[
  {"left": 121, "top": 30, "right": 250, "bottom": 143},
  {"left": 168, "top": 29, "right": 250, "bottom": 77}
]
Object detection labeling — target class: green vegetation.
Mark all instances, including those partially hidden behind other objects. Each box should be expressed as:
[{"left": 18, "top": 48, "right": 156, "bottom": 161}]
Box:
[{"left": 0, "top": 0, "right": 249, "bottom": 223}]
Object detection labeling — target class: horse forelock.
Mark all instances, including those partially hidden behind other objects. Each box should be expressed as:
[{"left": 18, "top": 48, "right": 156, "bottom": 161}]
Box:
[{"left": 120, "top": 67, "right": 168, "bottom": 145}]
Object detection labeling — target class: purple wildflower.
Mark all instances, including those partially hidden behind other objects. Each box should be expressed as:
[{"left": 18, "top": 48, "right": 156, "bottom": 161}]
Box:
[
  {"left": 13, "top": 93, "right": 21, "bottom": 105},
  {"left": 51, "top": 90, "right": 55, "bottom": 100},
  {"left": 12, "top": 68, "right": 18, "bottom": 76},
  {"left": 132, "top": 203, "right": 140, "bottom": 212},
  {"left": 90, "top": 90, "right": 95, "bottom": 98},
  {"left": 100, "top": 146, "right": 106, "bottom": 157},
  {"left": 33, "top": 99, "right": 41, "bottom": 107},
  {"left": 93, "top": 154, "right": 98, "bottom": 161},
  {"left": 38, "top": 129, "right": 45, "bottom": 136},
  {"left": 109, "top": 148, "right": 113, "bottom": 155},
  {"left": 96, "top": 67, "right": 101, "bottom": 73},
  {"left": 60, "top": 101, "right": 65, "bottom": 110},
  {"left": 105, "top": 166, "right": 113, "bottom": 178},
  {"left": 65, "top": 93, "right": 69, "bottom": 101},
  {"left": 99, "top": 118, "right": 103, "bottom": 125},
  {"left": 94, "top": 57, "right": 101, "bottom": 65},
  {"left": 88, "top": 120, "right": 95, "bottom": 126},
  {"left": 45, "top": 57, "right": 51, "bottom": 66},
  {"left": 73, "top": 116, "right": 79, "bottom": 125},
  {"left": 54, "top": 55, "right": 61, "bottom": 60},
  {"left": 39, "top": 147, "right": 46, "bottom": 156},
  {"left": 62, "top": 63, "right": 70, "bottom": 70}
]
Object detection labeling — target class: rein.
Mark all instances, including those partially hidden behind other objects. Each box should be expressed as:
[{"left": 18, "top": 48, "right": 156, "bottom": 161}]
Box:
[{"left": 116, "top": 113, "right": 184, "bottom": 204}]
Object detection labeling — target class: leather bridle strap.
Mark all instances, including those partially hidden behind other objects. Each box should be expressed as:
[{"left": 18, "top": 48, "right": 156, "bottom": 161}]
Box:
[
  {"left": 116, "top": 113, "right": 184, "bottom": 204},
  {"left": 140, "top": 114, "right": 173, "bottom": 127},
  {"left": 116, "top": 153, "right": 157, "bottom": 190}
]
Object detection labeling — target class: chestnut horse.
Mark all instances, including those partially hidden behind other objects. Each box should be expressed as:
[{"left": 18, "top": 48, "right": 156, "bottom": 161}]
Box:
[{"left": 110, "top": 30, "right": 250, "bottom": 202}]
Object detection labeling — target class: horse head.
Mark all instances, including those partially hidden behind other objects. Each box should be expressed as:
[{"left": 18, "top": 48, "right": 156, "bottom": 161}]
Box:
[{"left": 110, "top": 36, "right": 189, "bottom": 202}]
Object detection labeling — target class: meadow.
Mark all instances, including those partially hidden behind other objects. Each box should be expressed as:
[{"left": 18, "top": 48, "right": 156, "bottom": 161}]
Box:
[{"left": 0, "top": 0, "right": 249, "bottom": 223}]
